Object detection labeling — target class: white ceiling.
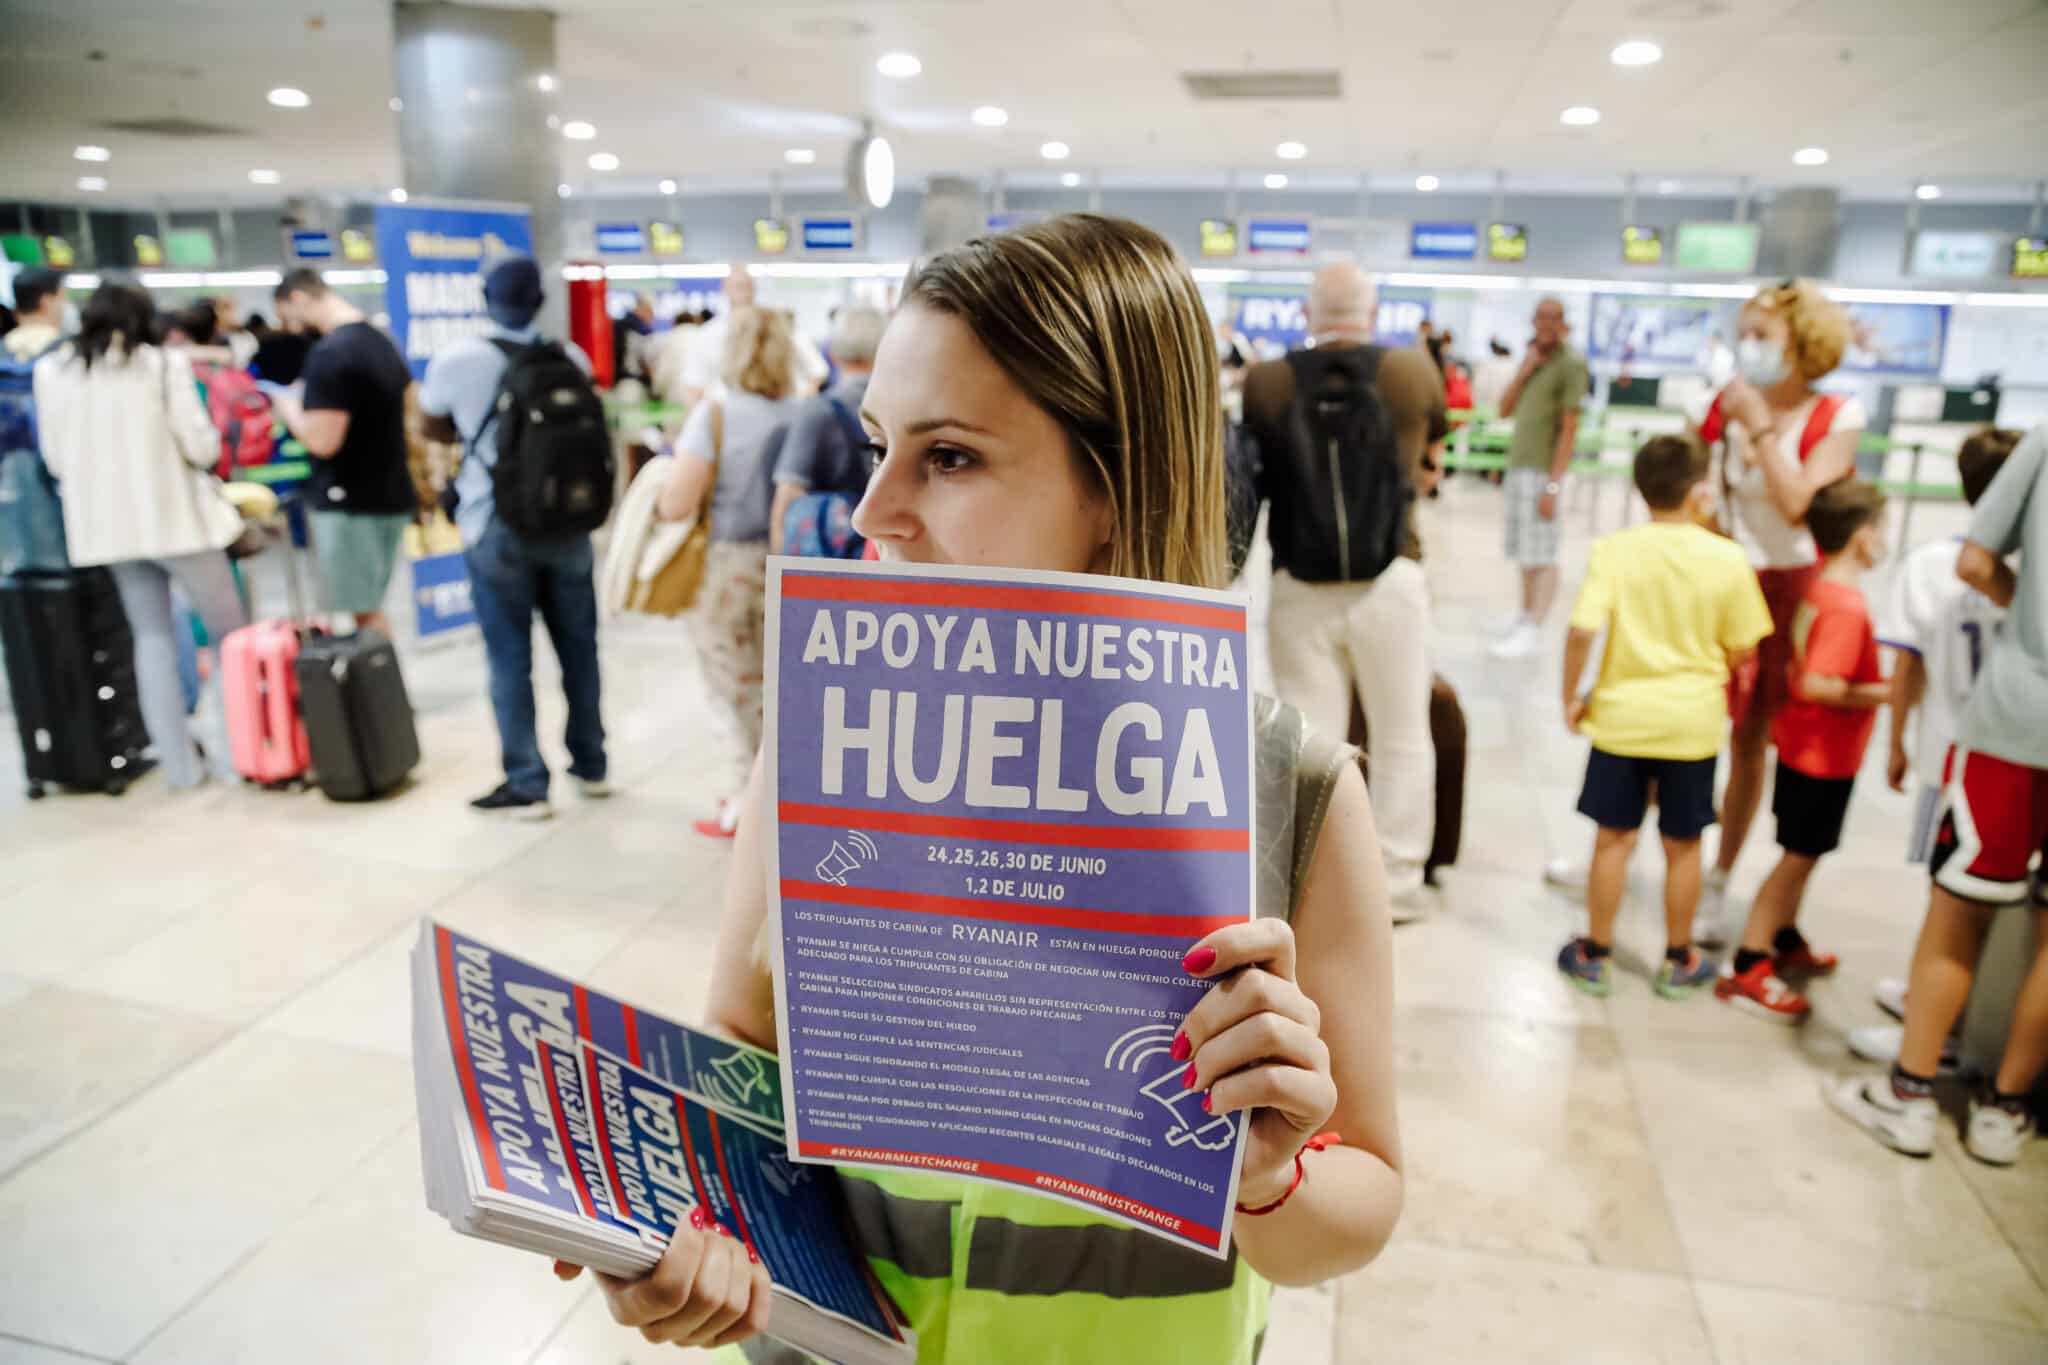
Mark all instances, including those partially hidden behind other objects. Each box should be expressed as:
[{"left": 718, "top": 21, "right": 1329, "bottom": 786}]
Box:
[{"left": 4, "top": 0, "right": 2047, "bottom": 207}]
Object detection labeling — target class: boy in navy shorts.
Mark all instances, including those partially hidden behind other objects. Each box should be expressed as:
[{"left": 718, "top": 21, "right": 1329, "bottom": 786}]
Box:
[{"left": 1556, "top": 437, "right": 1772, "bottom": 998}]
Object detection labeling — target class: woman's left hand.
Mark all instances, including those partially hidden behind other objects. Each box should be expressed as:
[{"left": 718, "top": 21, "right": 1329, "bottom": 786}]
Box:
[{"left": 1177, "top": 918, "right": 1338, "bottom": 1208}]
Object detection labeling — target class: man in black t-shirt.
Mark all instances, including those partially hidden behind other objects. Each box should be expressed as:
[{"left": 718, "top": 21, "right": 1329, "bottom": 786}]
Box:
[{"left": 274, "top": 268, "right": 415, "bottom": 631}]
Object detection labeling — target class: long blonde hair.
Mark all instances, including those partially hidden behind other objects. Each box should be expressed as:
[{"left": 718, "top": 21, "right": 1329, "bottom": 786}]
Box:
[
  {"left": 899, "top": 214, "right": 1229, "bottom": 588},
  {"left": 720, "top": 306, "right": 797, "bottom": 399}
]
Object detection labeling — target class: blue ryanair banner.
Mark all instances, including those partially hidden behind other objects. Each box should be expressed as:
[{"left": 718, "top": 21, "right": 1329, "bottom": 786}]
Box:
[
  {"left": 374, "top": 201, "right": 533, "bottom": 381},
  {"left": 411, "top": 548, "right": 477, "bottom": 641}
]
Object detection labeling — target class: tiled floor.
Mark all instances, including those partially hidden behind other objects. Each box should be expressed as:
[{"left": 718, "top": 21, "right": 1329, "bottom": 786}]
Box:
[{"left": 0, "top": 480, "right": 2039, "bottom": 1364}]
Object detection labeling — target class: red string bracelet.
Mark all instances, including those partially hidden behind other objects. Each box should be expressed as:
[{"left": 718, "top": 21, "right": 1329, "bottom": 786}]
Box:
[{"left": 1236, "top": 1132, "right": 1342, "bottom": 1216}]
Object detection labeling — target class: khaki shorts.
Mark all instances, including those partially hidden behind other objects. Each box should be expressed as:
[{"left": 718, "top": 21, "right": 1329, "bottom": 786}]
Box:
[{"left": 309, "top": 510, "right": 409, "bottom": 616}]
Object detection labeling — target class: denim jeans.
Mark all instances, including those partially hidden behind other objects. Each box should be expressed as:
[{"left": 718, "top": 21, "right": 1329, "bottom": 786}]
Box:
[{"left": 464, "top": 519, "right": 606, "bottom": 798}]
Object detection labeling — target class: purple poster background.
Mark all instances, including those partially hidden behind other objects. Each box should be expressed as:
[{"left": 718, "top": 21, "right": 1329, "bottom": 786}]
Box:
[{"left": 765, "top": 559, "right": 1255, "bottom": 1257}]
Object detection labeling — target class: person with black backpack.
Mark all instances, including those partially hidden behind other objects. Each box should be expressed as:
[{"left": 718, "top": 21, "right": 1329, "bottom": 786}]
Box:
[
  {"left": 1240, "top": 263, "right": 1445, "bottom": 921},
  {"left": 418, "top": 255, "right": 613, "bottom": 820}
]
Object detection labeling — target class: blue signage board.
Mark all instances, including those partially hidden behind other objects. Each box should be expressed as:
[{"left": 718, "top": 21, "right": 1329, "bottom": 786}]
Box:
[
  {"left": 289, "top": 230, "right": 335, "bottom": 261},
  {"left": 1245, "top": 218, "right": 1313, "bottom": 255},
  {"left": 1410, "top": 222, "right": 1478, "bottom": 260},
  {"left": 986, "top": 211, "right": 1046, "bottom": 233},
  {"left": 595, "top": 222, "right": 647, "bottom": 254},
  {"left": 1227, "top": 283, "right": 1433, "bottom": 356},
  {"left": 411, "top": 549, "right": 477, "bottom": 640},
  {"left": 1840, "top": 301, "right": 1949, "bottom": 376},
  {"left": 801, "top": 217, "right": 859, "bottom": 251},
  {"left": 375, "top": 201, "right": 532, "bottom": 380}
]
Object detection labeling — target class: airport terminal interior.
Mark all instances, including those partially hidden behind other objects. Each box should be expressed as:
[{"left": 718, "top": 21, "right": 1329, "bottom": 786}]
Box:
[{"left": 3, "top": 2, "right": 2048, "bottom": 1362}]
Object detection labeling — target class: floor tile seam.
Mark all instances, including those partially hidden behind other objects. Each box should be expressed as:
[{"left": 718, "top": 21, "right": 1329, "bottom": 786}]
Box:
[
  {"left": 0, "top": 1330, "right": 116, "bottom": 1363},
  {"left": 114, "top": 1118, "right": 418, "bottom": 1362},
  {"left": 519, "top": 1284, "right": 602, "bottom": 1365},
  {"left": 1394, "top": 1231, "right": 1699, "bottom": 1284},
  {"left": 0, "top": 863, "right": 497, "bottom": 1186},
  {"left": 1682, "top": 1269, "right": 2048, "bottom": 1336},
  {"left": 1932, "top": 1135, "right": 2048, "bottom": 1297}
]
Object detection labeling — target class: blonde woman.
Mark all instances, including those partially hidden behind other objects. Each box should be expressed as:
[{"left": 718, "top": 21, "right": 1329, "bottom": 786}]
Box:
[
  {"left": 567, "top": 216, "right": 1405, "bottom": 1363},
  {"left": 1689, "top": 279, "right": 1865, "bottom": 947},
  {"left": 657, "top": 306, "right": 801, "bottom": 836}
]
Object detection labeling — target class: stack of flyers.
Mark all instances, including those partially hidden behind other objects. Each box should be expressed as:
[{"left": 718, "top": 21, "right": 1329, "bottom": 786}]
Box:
[{"left": 410, "top": 920, "right": 914, "bottom": 1365}]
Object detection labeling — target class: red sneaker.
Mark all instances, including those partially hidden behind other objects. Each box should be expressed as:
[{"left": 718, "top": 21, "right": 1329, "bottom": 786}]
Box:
[
  {"left": 1715, "top": 958, "right": 1811, "bottom": 1023},
  {"left": 1773, "top": 944, "right": 1839, "bottom": 977},
  {"left": 693, "top": 798, "right": 740, "bottom": 840}
]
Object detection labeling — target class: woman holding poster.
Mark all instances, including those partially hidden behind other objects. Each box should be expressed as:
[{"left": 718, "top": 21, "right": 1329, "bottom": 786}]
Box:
[{"left": 562, "top": 216, "right": 1405, "bottom": 1362}]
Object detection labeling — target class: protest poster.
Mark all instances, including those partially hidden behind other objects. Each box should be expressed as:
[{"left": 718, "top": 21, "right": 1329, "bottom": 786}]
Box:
[{"left": 764, "top": 559, "right": 1256, "bottom": 1257}]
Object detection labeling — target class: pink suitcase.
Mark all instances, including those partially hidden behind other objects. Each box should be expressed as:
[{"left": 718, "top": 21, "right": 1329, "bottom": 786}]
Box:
[{"left": 221, "top": 620, "right": 310, "bottom": 785}]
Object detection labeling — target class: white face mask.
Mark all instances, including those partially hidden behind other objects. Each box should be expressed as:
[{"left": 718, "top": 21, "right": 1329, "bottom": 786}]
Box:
[{"left": 1736, "top": 336, "right": 1789, "bottom": 388}]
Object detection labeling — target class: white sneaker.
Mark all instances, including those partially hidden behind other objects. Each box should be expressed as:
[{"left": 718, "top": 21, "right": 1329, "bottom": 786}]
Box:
[
  {"left": 1966, "top": 1096, "right": 2037, "bottom": 1166},
  {"left": 575, "top": 776, "right": 612, "bottom": 799},
  {"left": 1846, "top": 1023, "right": 1963, "bottom": 1075},
  {"left": 1826, "top": 1074, "right": 1937, "bottom": 1157},
  {"left": 1873, "top": 977, "right": 1907, "bottom": 1021},
  {"left": 1694, "top": 870, "right": 1733, "bottom": 950},
  {"left": 1542, "top": 857, "right": 1589, "bottom": 894},
  {"left": 1488, "top": 622, "right": 1542, "bottom": 659},
  {"left": 1389, "top": 883, "right": 1438, "bottom": 925}
]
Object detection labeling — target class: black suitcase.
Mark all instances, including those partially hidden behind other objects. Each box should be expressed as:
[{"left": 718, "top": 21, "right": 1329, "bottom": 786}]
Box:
[
  {"left": 0, "top": 568, "right": 153, "bottom": 797},
  {"left": 294, "top": 629, "right": 420, "bottom": 800}
]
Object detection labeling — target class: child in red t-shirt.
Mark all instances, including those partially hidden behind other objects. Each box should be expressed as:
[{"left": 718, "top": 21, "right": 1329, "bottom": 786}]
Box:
[{"left": 1718, "top": 480, "right": 1890, "bottom": 1021}]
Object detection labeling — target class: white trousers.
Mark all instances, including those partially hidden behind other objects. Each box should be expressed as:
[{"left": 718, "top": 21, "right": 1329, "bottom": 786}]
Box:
[{"left": 1267, "top": 560, "right": 1435, "bottom": 897}]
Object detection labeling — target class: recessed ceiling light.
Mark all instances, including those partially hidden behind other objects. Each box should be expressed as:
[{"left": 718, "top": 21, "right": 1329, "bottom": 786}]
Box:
[
  {"left": 1610, "top": 40, "right": 1662, "bottom": 67},
  {"left": 876, "top": 52, "right": 922, "bottom": 79},
  {"left": 587, "top": 152, "right": 619, "bottom": 171},
  {"left": 1657, "top": 178, "right": 1681, "bottom": 194},
  {"left": 1415, "top": 174, "right": 1440, "bottom": 192},
  {"left": 388, "top": 96, "right": 403, "bottom": 113},
  {"left": 971, "top": 106, "right": 1009, "bottom": 127},
  {"left": 1040, "top": 141, "right": 1071, "bottom": 160},
  {"left": 1792, "top": 146, "right": 1829, "bottom": 166},
  {"left": 1560, "top": 106, "right": 1601, "bottom": 127},
  {"left": 562, "top": 120, "right": 596, "bottom": 140},
  {"left": 1264, "top": 173, "right": 1290, "bottom": 190},
  {"left": 76, "top": 176, "right": 107, "bottom": 192},
  {"left": 267, "top": 86, "right": 310, "bottom": 109},
  {"left": 1060, "top": 171, "right": 1082, "bottom": 188},
  {"left": 557, "top": 183, "right": 572, "bottom": 198},
  {"left": 1915, "top": 183, "right": 1941, "bottom": 200},
  {"left": 658, "top": 178, "right": 677, "bottom": 195},
  {"left": 784, "top": 148, "right": 817, "bottom": 165},
  {"left": 856, "top": 132, "right": 895, "bottom": 210},
  {"left": 389, "top": 187, "right": 408, "bottom": 203},
  {"left": 536, "top": 72, "right": 557, "bottom": 93},
  {"left": 1275, "top": 140, "right": 1307, "bottom": 160},
  {"left": 74, "top": 144, "right": 110, "bottom": 162},
  {"left": 248, "top": 168, "right": 280, "bottom": 185}
]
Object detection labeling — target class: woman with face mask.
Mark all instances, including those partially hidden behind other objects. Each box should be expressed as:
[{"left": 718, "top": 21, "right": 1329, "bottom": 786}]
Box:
[
  {"left": 560, "top": 215, "right": 1406, "bottom": 1362},
  {"left": 1686, "top": 279, "right": 1864, "bottom": 947}
]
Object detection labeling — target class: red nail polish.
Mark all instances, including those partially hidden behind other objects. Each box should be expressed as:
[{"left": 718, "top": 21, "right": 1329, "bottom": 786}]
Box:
[
  {"left": 748, "top": 1247, "right": 760, "bottom": 1264},
  {"left": 1182, "top": 1064, "right": 1197, "bottom": 1089},
  {"left": 1202, "top": 1092, "right": 1213, "bottom": 1113},
  {"left": 715, "top": 1223, "right": 731, "bottom": 1238},
  {"left": 689, "top": 1206, "right": 707, "bottom": 1230},
  {"left": 1169, "top": 1031, "right": 1190, "bottom": 1062},
  {"left": 1183, "top": 946, "right": 1216, "bottom": 974}
]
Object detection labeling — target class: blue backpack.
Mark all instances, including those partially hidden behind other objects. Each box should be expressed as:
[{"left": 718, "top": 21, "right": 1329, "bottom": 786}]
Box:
[
  {"left": 778, "top": 397, "right": 868, "bottom": 559},
  {"left": 0, "top": 342, "right": 69, "bottom": 575}
]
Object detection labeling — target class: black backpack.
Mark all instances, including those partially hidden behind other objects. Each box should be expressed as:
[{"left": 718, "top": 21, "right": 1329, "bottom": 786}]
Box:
[
  {"left": 1266, "top": 346, "right": 1409, "bottom": 583},
  {"left": 483, "top": 339, "right": 615, "bottom": 540}
]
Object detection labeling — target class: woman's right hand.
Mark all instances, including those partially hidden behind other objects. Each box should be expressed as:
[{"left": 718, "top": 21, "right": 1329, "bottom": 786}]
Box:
[{"left": 555, "top": 1210, "right": 774, "bottom": 1349}]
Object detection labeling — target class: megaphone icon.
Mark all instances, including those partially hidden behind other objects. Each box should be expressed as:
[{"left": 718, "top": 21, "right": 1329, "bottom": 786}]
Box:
[{"left": 814, "top": 830, "right": 879, "bottom": 886}]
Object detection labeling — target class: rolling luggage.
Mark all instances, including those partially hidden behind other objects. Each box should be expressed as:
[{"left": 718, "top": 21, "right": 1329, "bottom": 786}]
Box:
[
  {"left": 295, "top": 629, "right": 419, "bottom": 801},
  {"left": 0, "top": 568, "right": 152, "bottom": 797},
  {"left": 221, "top": 620, "right": 309, "bottom": 786},
  {"left": 1348, "top": 671, "right": 1468, "bottom": 882}
]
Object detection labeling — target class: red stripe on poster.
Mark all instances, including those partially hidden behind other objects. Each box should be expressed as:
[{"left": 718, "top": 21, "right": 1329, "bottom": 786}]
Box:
[
  {"left": 780, "top": 573, "right": 1245, "bottom": 632},
  {"left": 796, "top": 1140, "right": 1220, "bottom": 1249},
  {"left": 573, "top": 984, "right": 592, "bottom": 1039},
  {"left": 535, "top": 1039, "right": 599, "bottom": 1220},
  {"left": 622, "top": 1004, "right": 642, "bottom": 1065},
  {"left": 435, "top": 926, "right": 507, "bottom": 1192},
  {"left": 780, "top": 878, "right": 1237, "bottom": 938},
  {"left": 779, "top": 801, "right": 1248, "bottom": 851}
]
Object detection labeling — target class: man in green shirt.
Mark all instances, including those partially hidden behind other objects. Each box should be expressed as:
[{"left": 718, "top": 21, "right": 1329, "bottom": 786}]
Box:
[{"left": 1491, "top": 297, "right": 1589, "bottom": 659}]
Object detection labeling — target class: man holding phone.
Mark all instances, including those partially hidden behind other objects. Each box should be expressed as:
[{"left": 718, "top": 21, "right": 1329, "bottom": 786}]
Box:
[{"left": 1491, "top": 297, "right": 1588, "bottom": 660}]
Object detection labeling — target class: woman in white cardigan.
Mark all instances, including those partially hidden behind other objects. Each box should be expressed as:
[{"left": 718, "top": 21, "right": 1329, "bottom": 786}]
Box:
[{"left": 34, "top": 282, "right": 248, "bottom": 789}]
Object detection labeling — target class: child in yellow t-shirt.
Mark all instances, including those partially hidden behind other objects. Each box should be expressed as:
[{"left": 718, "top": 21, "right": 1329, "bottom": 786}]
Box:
[{"left": 1556, "top": 436, "right": 1774, "bottom": 999}]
